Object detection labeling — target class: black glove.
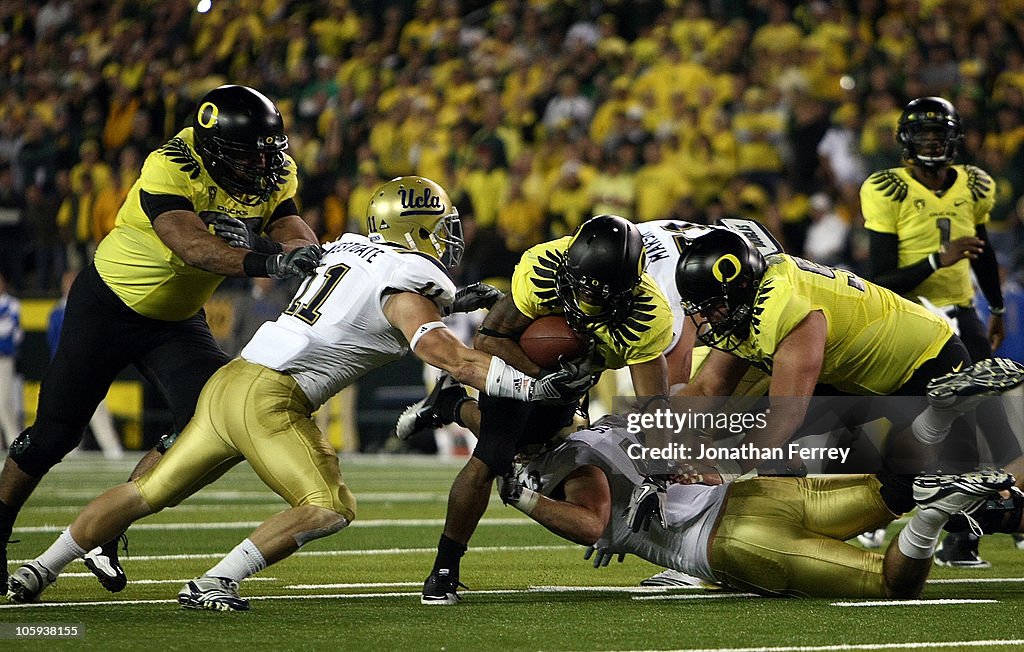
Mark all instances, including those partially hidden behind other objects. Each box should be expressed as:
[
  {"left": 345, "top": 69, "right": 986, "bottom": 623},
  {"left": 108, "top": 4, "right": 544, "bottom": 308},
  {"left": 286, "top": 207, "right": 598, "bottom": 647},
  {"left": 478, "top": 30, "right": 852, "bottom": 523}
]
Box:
[
  {"left": 211, "top": 214, "right": 283, "bottom": 254},
  {"left": 530, "top": 354, "right": 597, "bottom": 403},
  {"left": 451, "top": 283, "right": 504, "bottom": 313},
  {"left": 266, "top": 245, "right": 323, "bottom": 279},
  {"left": 583, "top": 544, "right": 626, "bottom": 568},
  {"left": 624, "top": 475, "right": 668, "bottom": 533},
  {"left": 210, "top": 215, "right": 254, "bottom": 249}
]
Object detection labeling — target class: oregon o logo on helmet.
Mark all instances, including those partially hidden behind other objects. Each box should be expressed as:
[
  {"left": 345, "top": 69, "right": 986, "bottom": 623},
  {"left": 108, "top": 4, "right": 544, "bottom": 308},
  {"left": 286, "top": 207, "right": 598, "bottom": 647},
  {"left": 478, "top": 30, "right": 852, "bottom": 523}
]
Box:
[
  {"left": 712, "top": 254, "right": 741, "bottom": 283},
  {"left": 197, "top": 102, "right": 219, "bottom": 128}
]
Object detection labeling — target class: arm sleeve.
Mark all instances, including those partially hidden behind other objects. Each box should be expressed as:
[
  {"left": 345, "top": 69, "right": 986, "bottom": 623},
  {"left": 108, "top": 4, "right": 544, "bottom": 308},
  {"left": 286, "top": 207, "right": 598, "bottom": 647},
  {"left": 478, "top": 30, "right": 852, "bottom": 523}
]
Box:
[
  {"left": 971, "top": 224, "right": 1003, "bottom": 310},
  {"left": 866, "top": 229, "right": 934, "bottom": 295}
]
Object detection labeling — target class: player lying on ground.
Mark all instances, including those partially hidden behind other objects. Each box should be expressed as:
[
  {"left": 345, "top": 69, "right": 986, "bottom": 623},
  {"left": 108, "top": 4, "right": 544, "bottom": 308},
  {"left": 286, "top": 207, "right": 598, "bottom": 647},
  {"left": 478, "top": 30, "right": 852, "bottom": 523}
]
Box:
[
  {"left": 6, "top": 177, "right": 592, "bottom": 611},
  {"left": 497, "top": 414, "right": 1015, "bottom": 598}
]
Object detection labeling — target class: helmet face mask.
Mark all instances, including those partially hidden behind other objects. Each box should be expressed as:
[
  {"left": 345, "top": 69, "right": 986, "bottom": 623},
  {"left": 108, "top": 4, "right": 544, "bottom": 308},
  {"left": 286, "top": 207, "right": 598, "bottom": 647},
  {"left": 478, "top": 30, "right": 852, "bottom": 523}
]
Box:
[
  {"left": 555, "top": 214, "right": 645, "bottom": 333},
  {"left": 193, "top": 85, "right": 289, "bottom": 206},
  {"left": 897, "top": 97, "right": 963, "bottom": 169},
  {"left": 675, "top": 229, "right": 766, "bottom": 351},
  {"left": 366, "top": 176, "right": 463, "bottom": 268}
]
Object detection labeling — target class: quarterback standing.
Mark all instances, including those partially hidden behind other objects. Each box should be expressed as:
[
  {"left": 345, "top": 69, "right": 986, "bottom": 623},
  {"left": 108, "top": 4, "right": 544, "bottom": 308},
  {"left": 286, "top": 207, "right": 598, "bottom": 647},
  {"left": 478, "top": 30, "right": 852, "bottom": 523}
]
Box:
[
  {"left": 861, "top": 96, "right": 1021, "bottom": 566},
  {"left": 0, "top": 85, "right": 322, "bottom": 592}
]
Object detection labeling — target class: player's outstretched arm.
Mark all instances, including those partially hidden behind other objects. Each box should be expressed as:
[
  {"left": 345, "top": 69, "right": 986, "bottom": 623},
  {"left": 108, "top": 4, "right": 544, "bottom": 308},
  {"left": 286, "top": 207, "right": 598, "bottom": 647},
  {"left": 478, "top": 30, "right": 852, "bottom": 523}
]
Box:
[
  {"left": 502, "top": 464, "right": 610, "bottom": 546},
  {"left": 385, "top": 292, "right": 590, "bottom": 403},
  {"left": 153, "top": 210, "right": 320, "bottom": 278}
]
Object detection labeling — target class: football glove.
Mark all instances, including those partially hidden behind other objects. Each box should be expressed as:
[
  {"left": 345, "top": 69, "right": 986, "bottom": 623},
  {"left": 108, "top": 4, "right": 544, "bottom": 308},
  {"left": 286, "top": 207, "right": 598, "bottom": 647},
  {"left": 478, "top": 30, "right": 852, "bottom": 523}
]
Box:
[
  {"left": 495, "top": 463, "right": 539, "bottom": 515},
  {"left": 530, "top": 345, "right": 598, "bottom": 403},
  {"left": 624, "top": 475, "right": 668, "bottom": 533},
  {"left": 583, "top": 544, "right": 625, "bottom": 568},
  {"left": 210, "top": 215, "right": 283, "bottom": 254},
  {"left": 451, "top": 283, "right": 504, "bottom": 313},
  {"left": 210, "top": 214, "right": 254, "bottom": 249},
  {"left": 266, "top": 244, "right": 323, "bottom": 279}
]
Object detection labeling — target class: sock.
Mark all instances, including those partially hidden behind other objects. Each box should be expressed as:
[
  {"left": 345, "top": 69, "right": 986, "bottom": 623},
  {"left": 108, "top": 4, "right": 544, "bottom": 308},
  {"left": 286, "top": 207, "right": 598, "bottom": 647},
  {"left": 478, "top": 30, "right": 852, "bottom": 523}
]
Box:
[
  {"left": 897, "top": 508, "right": 949, "bottom": 559},
  {"left": 36, "top": 528, "right": 88, "bottom": 575},
  {"left": 911, "top": 407, "right": 957, "bottom": 445},
  {"left": 205, "top": 538, "right": 267, "bottom": 583},
  {"left": 432, "top": 534, "right": 467, "bottom": 577},
  {"left": 0, "top": 499, "right": 18, "bottom": 542}
]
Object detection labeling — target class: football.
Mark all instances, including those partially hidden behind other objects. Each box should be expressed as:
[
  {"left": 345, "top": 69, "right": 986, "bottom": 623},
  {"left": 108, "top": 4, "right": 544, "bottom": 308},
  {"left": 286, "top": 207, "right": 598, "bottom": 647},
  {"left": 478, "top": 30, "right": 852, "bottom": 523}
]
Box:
[{"left": 519, "top": 315, "right": 588, "bottom": 369}]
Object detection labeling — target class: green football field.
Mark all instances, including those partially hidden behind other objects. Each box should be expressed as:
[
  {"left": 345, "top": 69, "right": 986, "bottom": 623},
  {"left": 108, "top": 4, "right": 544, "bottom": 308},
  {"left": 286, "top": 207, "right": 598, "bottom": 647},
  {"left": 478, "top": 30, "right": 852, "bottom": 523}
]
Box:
[{"left": 4, "top": 454, "right": 1024, "bottom": 652}]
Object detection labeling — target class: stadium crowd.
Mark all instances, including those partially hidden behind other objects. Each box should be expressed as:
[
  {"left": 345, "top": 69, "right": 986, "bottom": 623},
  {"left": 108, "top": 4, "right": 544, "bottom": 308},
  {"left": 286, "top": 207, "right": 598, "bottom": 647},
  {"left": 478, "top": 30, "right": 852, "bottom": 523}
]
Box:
[{"left": 1, "top": 0, "right": 1023, "bottom": 298}]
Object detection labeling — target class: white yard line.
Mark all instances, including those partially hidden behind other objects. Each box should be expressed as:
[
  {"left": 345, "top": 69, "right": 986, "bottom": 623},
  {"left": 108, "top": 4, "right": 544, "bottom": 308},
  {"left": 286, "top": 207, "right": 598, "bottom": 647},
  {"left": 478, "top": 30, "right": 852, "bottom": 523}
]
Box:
[
  {"left": 831, "top": 599, "right": 999, "bottom": 607},
  {"left": 600, "top": 641, "right": 1024, "bottom": 652}
]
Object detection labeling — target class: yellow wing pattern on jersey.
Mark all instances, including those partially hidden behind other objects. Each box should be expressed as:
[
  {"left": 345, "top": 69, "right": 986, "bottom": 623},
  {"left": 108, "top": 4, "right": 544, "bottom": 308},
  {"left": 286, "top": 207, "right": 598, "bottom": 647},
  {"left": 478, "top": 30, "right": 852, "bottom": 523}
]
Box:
[
  {"left": 157, "top": 137, "right": 203, "bottom": 180},
  {"left": 964, "top": 165, "right": 993, "bottom": 203},
  {"left": 866, "top": 170, "right": 909, "bottom": 203}
]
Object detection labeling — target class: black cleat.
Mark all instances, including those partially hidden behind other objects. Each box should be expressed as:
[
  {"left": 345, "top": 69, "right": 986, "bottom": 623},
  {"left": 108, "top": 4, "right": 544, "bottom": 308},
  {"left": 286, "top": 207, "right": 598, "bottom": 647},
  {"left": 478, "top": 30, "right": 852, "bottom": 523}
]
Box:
[
  {"left": 83, "top": 534, "right": 128, "bottom": 593},
  {"left": 421, "top": 570, "right": 467, "bottom": 606},
  {"left": 935, "top": 531, "right": 991, "bottom": 569}
]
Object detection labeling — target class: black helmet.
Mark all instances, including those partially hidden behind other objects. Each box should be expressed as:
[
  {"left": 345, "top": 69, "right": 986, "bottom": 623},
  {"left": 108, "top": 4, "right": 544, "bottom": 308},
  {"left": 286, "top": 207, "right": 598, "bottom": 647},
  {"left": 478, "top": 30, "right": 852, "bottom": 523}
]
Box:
[
  {"left": 896, "top": 96, "right": 963, "bottom": 169},
  {"left": 193, "top": 85, "right": 289, "bottom": 205},
  {"left": 674, "top": 228, "right": 765, "bottom": 349},
  {"left": 555, "top": 214, "right": 646, "bottom": 332}
]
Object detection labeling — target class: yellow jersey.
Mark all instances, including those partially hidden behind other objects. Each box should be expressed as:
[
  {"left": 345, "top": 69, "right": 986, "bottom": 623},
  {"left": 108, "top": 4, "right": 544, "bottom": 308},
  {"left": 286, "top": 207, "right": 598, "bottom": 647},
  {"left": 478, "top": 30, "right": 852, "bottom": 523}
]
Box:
[
  {"left": 730, "top": 255, "right": 952, "bottom": 395},
  {"left": 94, "top": 127, "right": 299, "bottom": 321},
  {"left": 511, "top": 238, "right": 673, "bottom": 371},
  {"left": 860, "top": 165, "right": 994, "bottom": 306}
]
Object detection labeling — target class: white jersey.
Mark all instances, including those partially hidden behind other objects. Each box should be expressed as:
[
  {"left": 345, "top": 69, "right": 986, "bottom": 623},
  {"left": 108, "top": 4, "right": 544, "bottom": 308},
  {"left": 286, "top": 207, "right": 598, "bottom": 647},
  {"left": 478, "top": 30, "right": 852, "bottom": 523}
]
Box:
[
  {"left": 242, "top": 233, "right": 456, "bottom": 409},
  {"left": 636, "top": 220, "right": 714, "bottom": 353},
  {"left": 524, "top": 415, "right": 727, "bottom": 582}
]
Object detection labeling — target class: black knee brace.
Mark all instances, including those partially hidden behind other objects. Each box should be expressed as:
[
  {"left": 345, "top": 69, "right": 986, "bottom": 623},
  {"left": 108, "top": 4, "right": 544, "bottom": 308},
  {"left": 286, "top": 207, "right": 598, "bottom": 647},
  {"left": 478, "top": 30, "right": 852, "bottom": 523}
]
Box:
[
  {"left": 8, "top": 427, "right": 84, "bottom": 477},
  {"left": 944, "top": 487, "right": 1024, "bottom": 535}
]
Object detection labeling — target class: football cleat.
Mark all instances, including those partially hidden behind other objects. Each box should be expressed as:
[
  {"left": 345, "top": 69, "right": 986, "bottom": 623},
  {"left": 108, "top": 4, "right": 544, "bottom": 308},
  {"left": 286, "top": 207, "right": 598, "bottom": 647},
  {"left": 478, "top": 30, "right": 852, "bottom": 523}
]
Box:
[
  {"left": 421, "top": 569, "right": 467, "bottom": 606},
  {"left": 639, "top": 568, "right": 704, "bottom": 588},
  {"left": 83, "top": 533, "right": 128, "bottom": 593},
  {"left": 177, "top": 576, "right": 250, "bottom": 612},
  {"left": 926, "top": 358, "right": 1024, "bottom": 411},
  {"left": 7, "top": 561, "right": 57, "bottom": 603},
  {"left": 913, "top": 471, "right": 1014, "bottom": 517},
  {"left": 935, "top": 531, "right": 991, "bottom": 569},
  {"left": 1013, "top": 534, "right": 1024, "bottom": 550},
  {"left": 394, "top": 374, "right": 468, "bottom": 441},
  {"left": 856, "top": 528, "right": 888, "bottom": 549}
]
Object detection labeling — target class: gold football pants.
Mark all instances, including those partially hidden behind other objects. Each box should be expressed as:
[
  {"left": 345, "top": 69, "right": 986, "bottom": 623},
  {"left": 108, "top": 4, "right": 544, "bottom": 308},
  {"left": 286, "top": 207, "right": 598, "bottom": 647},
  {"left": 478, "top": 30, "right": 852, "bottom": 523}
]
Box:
[
  {"left": 136, "top": 358, "right": 356, "bottom": 521},
  {"left": 710, "top": 475, "right": 894, "bottom": 598}
]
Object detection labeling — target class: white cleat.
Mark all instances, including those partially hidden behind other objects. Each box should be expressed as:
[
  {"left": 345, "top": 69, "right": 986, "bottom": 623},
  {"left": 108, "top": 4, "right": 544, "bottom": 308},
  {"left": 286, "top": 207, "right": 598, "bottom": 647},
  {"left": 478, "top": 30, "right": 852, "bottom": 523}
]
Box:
[
  {"left": 913, "top": 471, "right": 1014, "bottom": 517},
  {"left": 7, "top": 561, "right": 57, "bottom": 603}
]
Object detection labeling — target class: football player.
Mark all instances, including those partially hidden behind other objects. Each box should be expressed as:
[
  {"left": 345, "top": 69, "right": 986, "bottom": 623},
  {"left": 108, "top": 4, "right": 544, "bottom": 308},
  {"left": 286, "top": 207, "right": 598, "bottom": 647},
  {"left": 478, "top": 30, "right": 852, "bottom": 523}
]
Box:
[
  {"left": 861, "top": 96, "right": 1021, "bottom": 567},
  {"left": 670, "top": 228, "right": 1024, "bottom": 489},
  {"left": 0, "top": 85, "right": 322, "bottom": 592},
  {"left": 402, "top": 214, "right": 674, "bottom": 605},
  {"left": 495, "top": 415, "right": 1014, "bottom": 598},
  {"left": 7, "top": 176, "right": 594, "bottom": 609}
]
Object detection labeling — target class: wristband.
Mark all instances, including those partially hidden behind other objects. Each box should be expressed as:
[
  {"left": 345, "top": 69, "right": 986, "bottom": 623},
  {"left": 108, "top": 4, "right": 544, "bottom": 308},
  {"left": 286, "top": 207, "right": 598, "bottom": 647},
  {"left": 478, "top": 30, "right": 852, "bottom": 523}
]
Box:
[
  {"left": 927, "top": 253, "right": 941, "bottom": 271},
  {"left": 243, "top": 252, "right": 272, "bottom": 277},
  {"left": 990, "top": 306, "right": 1006, "bottom": 315},
  {"left": 513, "top": 487, "right": 540, "bottom": 516},
  {"left": 485, "top": 356, "right": 534, "bottom": 401}
]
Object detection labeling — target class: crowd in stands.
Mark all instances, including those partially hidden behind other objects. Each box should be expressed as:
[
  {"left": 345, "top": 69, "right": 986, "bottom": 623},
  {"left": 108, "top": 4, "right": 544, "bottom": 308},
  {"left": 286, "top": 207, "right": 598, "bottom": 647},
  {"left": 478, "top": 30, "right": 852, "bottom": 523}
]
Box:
[{"left": 1, "top": 0, "right": 1023, "bottom": 297}]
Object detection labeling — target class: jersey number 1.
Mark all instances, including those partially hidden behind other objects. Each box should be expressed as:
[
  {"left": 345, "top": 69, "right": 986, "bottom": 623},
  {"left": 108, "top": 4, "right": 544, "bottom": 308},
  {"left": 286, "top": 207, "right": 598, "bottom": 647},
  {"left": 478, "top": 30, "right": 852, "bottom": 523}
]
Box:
[{"left": 284, "top": 263, "right": 350, "bottom": 325}]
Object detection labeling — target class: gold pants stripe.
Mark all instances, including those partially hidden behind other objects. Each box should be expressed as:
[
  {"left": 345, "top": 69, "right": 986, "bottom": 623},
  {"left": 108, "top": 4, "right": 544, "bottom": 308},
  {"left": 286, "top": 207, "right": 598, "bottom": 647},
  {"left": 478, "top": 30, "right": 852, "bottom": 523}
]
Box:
[
  {"left": 710, "top": 475, "right": 894, "bottom": 598},
  {"left": 136, "top": 358, "right": 356, "bottom": 520}
]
